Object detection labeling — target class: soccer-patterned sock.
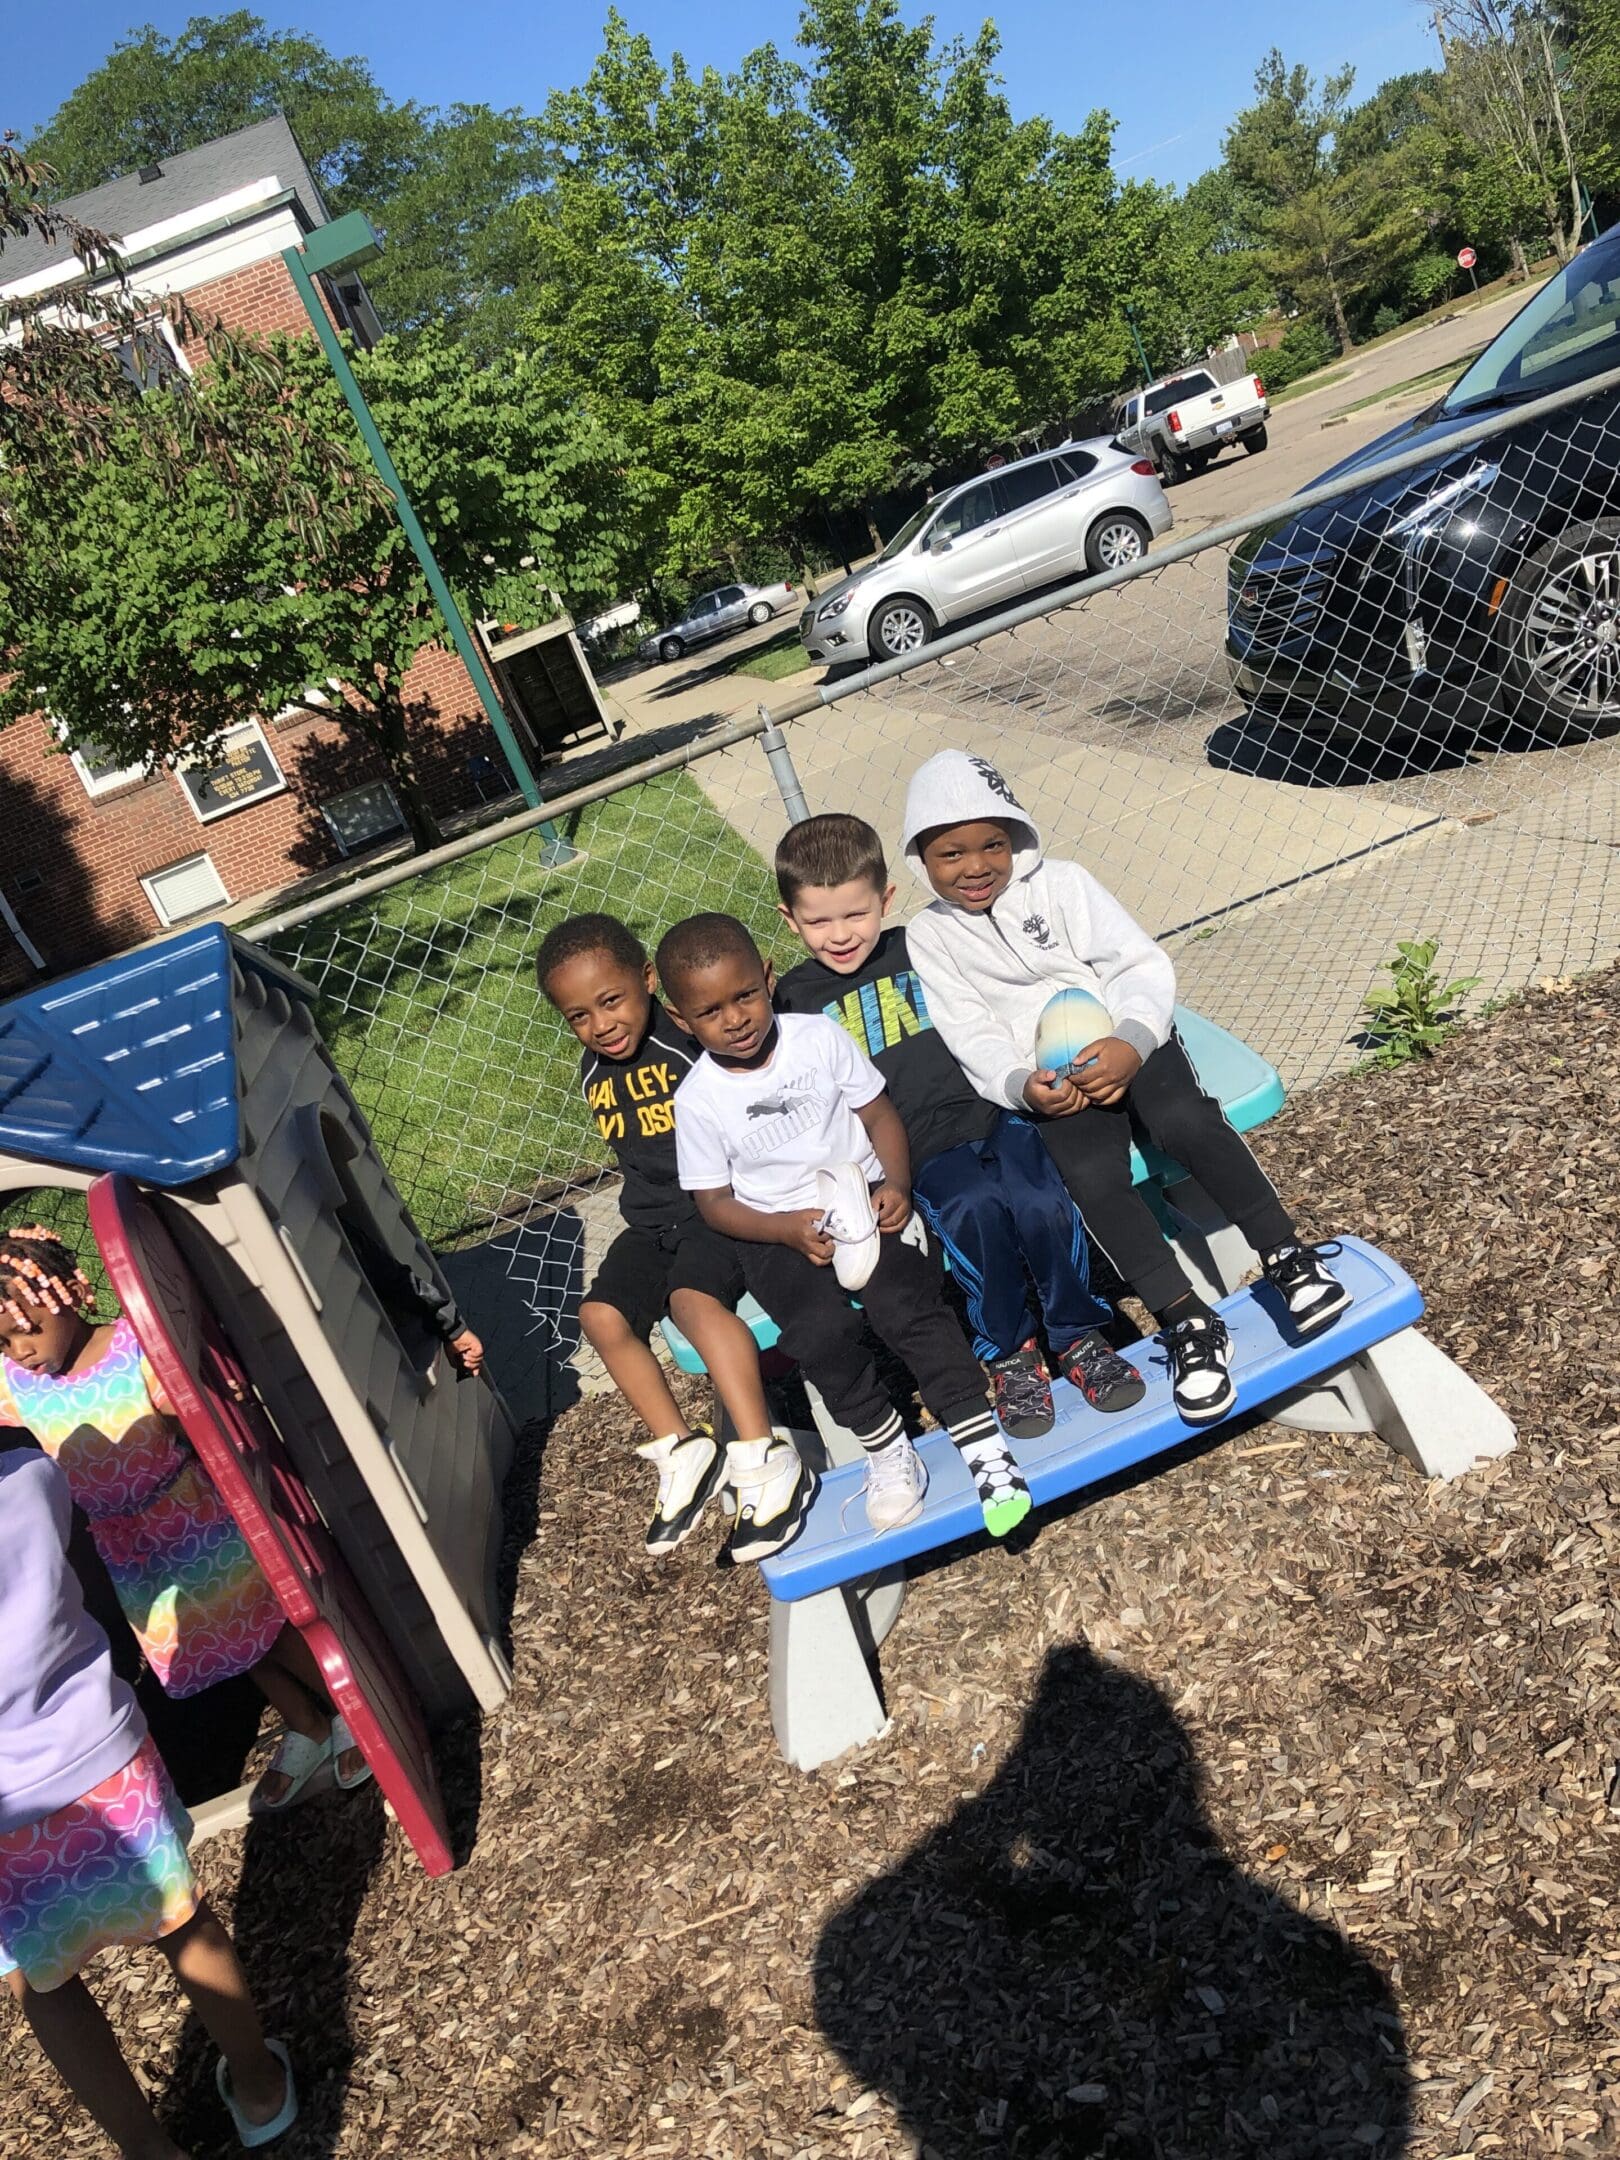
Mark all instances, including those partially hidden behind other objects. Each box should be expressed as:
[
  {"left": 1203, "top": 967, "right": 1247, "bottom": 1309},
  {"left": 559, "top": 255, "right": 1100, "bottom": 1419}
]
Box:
[
  {"left": 853, "top": 1409, "right": 905, "bottom": 1455},
  {"left": 950, "top": 1405, "right": 1031, "bottom": 1537}
]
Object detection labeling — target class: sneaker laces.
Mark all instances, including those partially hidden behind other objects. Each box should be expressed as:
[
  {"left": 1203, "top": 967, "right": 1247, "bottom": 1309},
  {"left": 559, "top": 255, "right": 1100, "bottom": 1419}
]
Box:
[
  {"left": 1266, "top": 1239, "right": 1344, "bottom": 1291},
  {"left": 1162, "top": 1314, "right": 1230, "bottom": 1374},
  {"left": 865, "top": 1435, "right": 917, "bottom": 1498}
]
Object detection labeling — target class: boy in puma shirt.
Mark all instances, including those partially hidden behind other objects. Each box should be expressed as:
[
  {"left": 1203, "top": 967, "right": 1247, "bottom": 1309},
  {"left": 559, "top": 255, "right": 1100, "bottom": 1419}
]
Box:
[{"left": 772, "top": 814, "right": 1144, "bottom": 1437}]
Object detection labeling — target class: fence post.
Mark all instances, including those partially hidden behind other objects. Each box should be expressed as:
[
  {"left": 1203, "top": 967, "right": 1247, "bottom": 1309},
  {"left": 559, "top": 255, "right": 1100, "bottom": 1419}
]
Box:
[{"left": 758, "top": 711, "right": 812, "bottom": 826}]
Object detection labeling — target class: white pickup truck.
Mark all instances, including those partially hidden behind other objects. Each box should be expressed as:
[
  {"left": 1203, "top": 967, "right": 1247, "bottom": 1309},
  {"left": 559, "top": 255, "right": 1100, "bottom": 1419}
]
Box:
[{"left": 1113, "top": 367, "right": 1270, "bottom": 485}]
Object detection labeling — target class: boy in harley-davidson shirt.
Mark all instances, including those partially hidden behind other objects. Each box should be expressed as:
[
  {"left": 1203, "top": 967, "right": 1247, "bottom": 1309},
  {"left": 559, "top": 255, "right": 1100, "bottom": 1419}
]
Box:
[{"left": 537, "top": 913, "right": 811, "bottom": 1563}]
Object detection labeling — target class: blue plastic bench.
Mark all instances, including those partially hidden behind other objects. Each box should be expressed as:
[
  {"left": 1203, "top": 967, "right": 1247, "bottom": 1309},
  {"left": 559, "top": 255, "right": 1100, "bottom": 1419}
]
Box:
[{"left": 650, "top": 1006, "right": 1515, "bottom": 1771}]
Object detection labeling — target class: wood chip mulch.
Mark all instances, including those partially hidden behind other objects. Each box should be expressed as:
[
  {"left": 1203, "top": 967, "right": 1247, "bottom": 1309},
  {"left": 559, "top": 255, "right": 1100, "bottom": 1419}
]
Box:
[{"left": 6, "top": 972, "right": 1620, "bottom": 2160}]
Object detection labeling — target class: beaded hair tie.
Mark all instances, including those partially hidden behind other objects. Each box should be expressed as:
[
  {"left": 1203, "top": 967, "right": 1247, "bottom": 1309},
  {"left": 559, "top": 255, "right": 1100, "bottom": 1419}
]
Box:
[{"left": 0, "top": 1226, "right": 94, "bottom": 1333}]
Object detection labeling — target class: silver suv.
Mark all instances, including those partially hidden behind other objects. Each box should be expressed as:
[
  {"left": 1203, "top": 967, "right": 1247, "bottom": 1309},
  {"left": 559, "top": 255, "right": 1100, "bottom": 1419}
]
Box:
[{"left": 801, "top": 442, "right": 1171, "bottom": 666}]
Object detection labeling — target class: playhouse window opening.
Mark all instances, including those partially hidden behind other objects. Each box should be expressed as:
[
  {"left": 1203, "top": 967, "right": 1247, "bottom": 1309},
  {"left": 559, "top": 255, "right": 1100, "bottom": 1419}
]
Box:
[{"left": 318, "top": 1113, "right": 444, "bottom": 1380}]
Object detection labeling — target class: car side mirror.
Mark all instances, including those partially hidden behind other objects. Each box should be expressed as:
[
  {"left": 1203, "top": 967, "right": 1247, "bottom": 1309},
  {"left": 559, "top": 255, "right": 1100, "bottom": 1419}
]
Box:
[{"left": 931, "top": 534, "right": 954, "bottom": 553}]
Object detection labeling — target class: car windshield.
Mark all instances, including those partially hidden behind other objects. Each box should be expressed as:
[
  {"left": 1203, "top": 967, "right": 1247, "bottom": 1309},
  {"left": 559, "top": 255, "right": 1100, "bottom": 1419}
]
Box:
[
  {"left": 877, "top": 505, "right": 933, "bottom": 561},
  {"left": 1443, "top": 233, "right": 1620, "bottom": 415},
  {"left": 1145, "top": 372, "right": 1215, "bottom": 416}
]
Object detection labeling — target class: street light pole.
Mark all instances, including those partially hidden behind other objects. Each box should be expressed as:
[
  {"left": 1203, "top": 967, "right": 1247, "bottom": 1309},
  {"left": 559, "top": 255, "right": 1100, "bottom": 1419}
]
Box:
[
  {"left": 282, "top": 214, "right": 560, "bottom": 841},
  {"left": 1123, "top": 303, "right": 1154, "bottom": 383}
]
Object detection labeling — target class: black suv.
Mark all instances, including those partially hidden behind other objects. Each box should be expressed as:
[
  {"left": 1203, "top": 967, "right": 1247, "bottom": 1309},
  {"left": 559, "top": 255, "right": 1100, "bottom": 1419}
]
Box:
[{"left": 1227, "top": 225, "right": 1620, "bottom": 745}]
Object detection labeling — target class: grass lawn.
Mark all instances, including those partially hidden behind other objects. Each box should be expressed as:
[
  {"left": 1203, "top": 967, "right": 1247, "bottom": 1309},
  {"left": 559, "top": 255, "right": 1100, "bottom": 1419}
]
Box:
[
  {"left": 258, "top": 772, "right": 795, "bottom": 1246},
  {"left": 1272, "top": 365, "right": 1355, "bottom": 406},
  {"left": 1333, "top": 347, "right": 1484, "bottom": 418},
  {"left": 718, "top": 627, "right": 817, "bottom": 683}
]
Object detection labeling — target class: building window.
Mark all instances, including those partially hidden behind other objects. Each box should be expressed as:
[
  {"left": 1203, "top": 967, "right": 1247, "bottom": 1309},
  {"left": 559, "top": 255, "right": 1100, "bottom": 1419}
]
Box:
[
  {"left": 110, "top": 320, "right": 187, "bottom": 393},
  {"left": 174, "top": 719, "right": 286, "bottom": 822},
  {"left": 140, "top": 853, "right": 229, "bottom": 928},
  {"left": 321, "top": 782, "right": 406, "bottom": 858},
  {"left": 68, "top": 739, "right": 149, "bottom": 799}
]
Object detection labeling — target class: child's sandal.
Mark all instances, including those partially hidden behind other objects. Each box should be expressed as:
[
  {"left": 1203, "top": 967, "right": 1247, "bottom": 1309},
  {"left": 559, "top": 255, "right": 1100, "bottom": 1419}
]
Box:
[
  {"left": 328, "top": 1713, "right": 374, "bottom": 1792},
  {"left": 249, "top": 1728, "right": 330, "bottom": 1815},
  {"left": 217, "top": 2036, "right": 299, "bottom": 2149}
]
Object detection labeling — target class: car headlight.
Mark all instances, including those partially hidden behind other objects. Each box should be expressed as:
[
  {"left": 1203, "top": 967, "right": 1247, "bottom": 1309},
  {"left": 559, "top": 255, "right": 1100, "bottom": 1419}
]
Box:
[{"left": 816, "top": 593, "right": 853, "bottom": 623}]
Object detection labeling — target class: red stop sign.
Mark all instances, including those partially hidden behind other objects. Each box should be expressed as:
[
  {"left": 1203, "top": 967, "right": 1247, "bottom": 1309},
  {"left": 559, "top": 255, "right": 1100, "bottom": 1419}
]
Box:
[{"left": 1457, "top": 246, "right": 1478, "bottom": 269}]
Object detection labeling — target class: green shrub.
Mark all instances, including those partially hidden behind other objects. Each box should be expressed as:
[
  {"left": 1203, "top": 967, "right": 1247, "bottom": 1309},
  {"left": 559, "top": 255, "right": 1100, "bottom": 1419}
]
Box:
[
  {"left": 1263, "top": 318, "right": 1339, "bottom": 389},
  {"left": 1372, "top": 303, "right": 1404, "bottom": 338}
]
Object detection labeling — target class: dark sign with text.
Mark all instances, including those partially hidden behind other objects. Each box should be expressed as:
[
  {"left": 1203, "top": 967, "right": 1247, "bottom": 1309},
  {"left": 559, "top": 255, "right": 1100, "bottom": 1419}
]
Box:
[{"left": 178, "top": 730, "right": 283, "bottom": 819}]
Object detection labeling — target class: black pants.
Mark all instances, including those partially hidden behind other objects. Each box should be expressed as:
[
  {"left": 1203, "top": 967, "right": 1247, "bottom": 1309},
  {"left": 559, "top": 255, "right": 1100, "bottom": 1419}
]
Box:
[
  {"left": 742, "top": 1230, "right": 988, "bottom": 1438},
  {"left": 1037, "top": 1035, "right": 1295, "bottom": 1317}
]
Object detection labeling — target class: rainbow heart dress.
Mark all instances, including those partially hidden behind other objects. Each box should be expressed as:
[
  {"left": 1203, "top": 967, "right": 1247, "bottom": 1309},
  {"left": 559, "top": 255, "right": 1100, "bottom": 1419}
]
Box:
[{"left": 0, "top": 1316, "right": 284, "bottom": 1698}]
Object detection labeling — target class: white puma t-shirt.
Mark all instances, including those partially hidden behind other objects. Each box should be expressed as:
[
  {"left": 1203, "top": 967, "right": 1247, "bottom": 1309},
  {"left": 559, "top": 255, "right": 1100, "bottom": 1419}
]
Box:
[{"left": 675, "top": 1013, "right": 885, "bottom": 1213}]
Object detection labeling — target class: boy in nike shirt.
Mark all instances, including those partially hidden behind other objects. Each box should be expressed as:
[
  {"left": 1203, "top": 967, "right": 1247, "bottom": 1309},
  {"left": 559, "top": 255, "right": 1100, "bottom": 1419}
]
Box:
[
  {"left": 772, "top": 813, "right": 1144, "bottom": 1436},
  {"left": 538, "top": 913, "right": 812, "bottom": 1561},
  {"left": 658, "top": 911, "right": 1030, "bottom": 1538}
]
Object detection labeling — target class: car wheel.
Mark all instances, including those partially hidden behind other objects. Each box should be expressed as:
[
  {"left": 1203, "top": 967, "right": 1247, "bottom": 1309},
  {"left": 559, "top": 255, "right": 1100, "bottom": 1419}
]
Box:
[
  {"left": 1502, "top": 518, "right": 1620, "bottom": 742},
  {"left": 1085, "top": 511, "right": 1152, "bottom": 575},
  {"left": 747, "top": 601, "right": 773, "bottom": 625},
  {"left": 868, "top": 596, "right": 934, "bottom": 661},
  {"left": 1244, "top": 424, "right": 1269, "bottom": 454},
  {"left": 658, "top": 636, "right": 685, "bottom": 664},
  {"left": 1158, "top": 447, "right": 1189, "bottom": 486}
]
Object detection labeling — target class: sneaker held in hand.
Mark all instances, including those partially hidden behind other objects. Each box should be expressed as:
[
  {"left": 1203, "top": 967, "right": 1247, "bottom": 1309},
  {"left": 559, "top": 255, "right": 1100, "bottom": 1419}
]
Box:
[
  {"left": 814, "top": 1162, "right": 881, "bottom": 1292},
  {"left": 724, "top": 1434, "right": 816, "bottom": 1562},
  {"left": 636, "top": 1426, "right": 727, "bottom": 1554},
  {"left": 862, "top": 1431, "right": 928, "bottom": 1531}
]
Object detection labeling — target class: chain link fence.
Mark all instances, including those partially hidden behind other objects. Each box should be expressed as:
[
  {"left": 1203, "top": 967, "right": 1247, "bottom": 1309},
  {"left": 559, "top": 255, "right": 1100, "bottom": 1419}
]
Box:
[{"left": 242, "top": 353, "right": 1620, "bottom": 1419}]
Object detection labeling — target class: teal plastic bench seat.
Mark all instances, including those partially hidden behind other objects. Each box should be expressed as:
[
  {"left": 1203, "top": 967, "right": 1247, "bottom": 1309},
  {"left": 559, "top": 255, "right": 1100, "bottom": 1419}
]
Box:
[
  {"left": 759, "top": 1237, "right": 1420, "bottom": 1604},
  {"left": 660, "top": 1004, "right": 1283, "bottom": 1375}
]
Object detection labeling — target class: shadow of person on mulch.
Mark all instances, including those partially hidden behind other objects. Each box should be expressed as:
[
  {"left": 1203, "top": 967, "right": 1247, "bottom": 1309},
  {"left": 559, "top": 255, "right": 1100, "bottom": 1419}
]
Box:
[{"left": 814, "top": 1644, "right": 1410, "bottom": 2157}]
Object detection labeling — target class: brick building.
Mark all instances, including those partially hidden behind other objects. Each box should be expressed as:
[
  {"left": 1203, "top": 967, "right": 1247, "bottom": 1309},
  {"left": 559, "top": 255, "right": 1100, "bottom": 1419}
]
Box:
[{"left": 1, "top": 116, "right": 508, "bottom": 988}]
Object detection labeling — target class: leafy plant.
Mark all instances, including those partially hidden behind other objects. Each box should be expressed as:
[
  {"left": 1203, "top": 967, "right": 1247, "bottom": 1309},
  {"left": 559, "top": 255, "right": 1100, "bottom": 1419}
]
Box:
[{"left": 1361, "top": 939, "right": 1481, "bottom": 1065}]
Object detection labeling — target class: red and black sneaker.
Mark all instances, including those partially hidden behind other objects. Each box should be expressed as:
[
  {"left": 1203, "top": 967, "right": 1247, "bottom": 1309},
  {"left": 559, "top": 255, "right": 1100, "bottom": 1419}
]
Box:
[
  {"left": 1056, "top": 1330, "right": 1147, "bottom": 1413},
  {"left": 987, "top": 1340, "right": 1055, "bottom": 1440}
]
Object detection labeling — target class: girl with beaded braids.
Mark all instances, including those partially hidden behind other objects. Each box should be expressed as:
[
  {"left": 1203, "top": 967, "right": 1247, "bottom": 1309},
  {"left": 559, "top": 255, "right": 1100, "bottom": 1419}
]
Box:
[{"left": 0, "top": 1227, "right": 370, "bottom": 1815}]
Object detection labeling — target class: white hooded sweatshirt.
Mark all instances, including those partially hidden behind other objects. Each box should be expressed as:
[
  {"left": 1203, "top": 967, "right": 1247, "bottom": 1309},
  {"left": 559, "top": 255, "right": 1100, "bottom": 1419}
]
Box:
[{"left": 901, "top": 750, "right": 1177, "bottom": 1112}]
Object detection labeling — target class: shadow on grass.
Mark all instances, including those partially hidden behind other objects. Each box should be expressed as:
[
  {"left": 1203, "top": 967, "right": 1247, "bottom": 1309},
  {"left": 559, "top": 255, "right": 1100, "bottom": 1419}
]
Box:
[{"left": 815, "top": 1641, "right": 1411, "bottom": 2157}]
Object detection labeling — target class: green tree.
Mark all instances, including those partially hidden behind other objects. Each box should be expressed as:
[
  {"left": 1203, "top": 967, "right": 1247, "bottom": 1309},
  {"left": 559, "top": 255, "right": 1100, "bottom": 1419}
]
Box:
[
  {"left": 1224, "top": 51, "right": 1419, "bottom": 351},
  {"left": 26, "top": 10, "right": 421, "bottom": 208},
  {"left": 1432, "top": 1, "right": 1586, "bottom": 262},
  {"left": 0, "top": 327, "right": 629, "bottom": 852}
]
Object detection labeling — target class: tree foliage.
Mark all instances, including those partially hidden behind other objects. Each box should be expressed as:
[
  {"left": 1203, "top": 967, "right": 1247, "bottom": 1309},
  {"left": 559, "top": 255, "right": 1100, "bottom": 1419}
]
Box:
[{"left": 0, "top": 326, "right": 630, "bottom": 851}]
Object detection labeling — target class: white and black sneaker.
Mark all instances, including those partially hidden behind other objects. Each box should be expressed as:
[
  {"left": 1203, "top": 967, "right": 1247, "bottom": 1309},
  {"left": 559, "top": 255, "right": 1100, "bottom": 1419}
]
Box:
[
  {"left": 1164, "top": 1313, "right": 1235, "bottom": 1428},
  {"left": 636, "top": 1426, "right": 728, "bottom": 1554},
  {"left": 724, "top": 1435, "right": 816, "bottom": 1563},
  {"left": 1262, "top": 1240, "right": 1351, "bottom": 1339}
]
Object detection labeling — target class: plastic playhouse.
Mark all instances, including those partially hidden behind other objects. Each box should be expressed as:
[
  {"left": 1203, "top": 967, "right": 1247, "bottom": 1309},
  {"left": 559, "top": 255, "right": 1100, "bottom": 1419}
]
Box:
[{"left": 0, "top": 924, "right": 516, "bottom": 1875}]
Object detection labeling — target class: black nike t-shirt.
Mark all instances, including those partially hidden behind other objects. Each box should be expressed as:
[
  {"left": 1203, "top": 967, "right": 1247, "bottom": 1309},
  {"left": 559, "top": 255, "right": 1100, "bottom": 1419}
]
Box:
[
  {"left": 775, "top": 926, "right": 997, "bottom": 1167},
  {"left": 579, "top": 1001, "right": 701, "bottom": 1232}
]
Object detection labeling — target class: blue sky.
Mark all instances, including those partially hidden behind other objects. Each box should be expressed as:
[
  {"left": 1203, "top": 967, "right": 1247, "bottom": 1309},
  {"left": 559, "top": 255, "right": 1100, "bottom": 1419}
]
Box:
[{"left": 12, "top": 0, "right": 1439, "bottom": 191}]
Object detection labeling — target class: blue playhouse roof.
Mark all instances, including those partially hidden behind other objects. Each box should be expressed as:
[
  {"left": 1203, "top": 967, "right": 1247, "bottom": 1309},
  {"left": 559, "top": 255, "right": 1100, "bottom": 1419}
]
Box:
[{"left": 0, "top": 923, "right": 298, "bottom": 1187}]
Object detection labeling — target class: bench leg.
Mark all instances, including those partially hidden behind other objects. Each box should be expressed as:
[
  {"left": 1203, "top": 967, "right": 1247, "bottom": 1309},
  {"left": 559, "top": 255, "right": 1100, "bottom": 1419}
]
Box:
[
  {"left": 769, "top": 1587, "right": 890, "bottom": 1770},
  {"left": 1155, "top": 1175, "right": 1259, "bottom": 1303},
  {"left": 1268, "top": 1324, "right": 1516, "bottom": 1481}
]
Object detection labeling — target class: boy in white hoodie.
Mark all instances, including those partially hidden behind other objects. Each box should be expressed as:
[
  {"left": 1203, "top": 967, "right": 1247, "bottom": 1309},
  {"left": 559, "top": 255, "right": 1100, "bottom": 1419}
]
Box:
[{"left": 901, "top": 751, "right": 1350, "bottom": 1427}]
